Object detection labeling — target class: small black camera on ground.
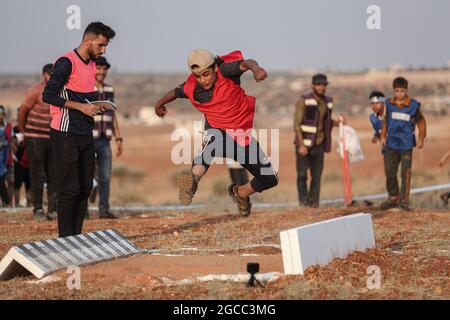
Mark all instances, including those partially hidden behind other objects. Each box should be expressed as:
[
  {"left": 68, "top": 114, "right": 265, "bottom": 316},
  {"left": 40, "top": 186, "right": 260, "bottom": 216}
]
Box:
[
  {"left": 246, "top": 262, "right": 264, "bottom": 288},
  {"left": 247, "top": 262, "right": 259, "bottom": 275}
]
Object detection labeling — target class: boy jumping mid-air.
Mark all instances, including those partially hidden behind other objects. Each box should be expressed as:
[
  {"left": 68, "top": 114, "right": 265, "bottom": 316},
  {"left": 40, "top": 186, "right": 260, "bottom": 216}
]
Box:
[{"left": 155, "top": 49, "right": 278, "bottom": 216}]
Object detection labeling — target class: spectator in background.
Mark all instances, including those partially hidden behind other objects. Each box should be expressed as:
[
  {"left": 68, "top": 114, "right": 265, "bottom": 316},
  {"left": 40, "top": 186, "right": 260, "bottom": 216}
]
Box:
[
  {"left": 18, "top": 63, "right": 57, "bottom": 221},
  {"left": 380, "top": 77, "right": 427, "bottom": 211},
  {"left": 0, "top": 105, "right": 12, "bottom": 207},
  {"left": 293, "top": 74, "right": 344, "bottom": 208},
  {"left": 368, "top": 91, "right": 385, "bottom": 147},
  {"left": 91, "top": 56, "right": 122, "bottom": 219},
  {"left": 5, "top": 138, "right": 14, "bottom": 206},
  {"left": 12, "top": 107, "right": 31, "bottom": 207},
  {"left": 4, "top": 109, "right": 14, "bottom": 206}
]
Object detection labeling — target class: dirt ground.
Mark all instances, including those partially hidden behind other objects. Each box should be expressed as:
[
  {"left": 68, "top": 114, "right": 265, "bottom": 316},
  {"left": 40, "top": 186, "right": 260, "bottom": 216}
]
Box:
[{"left": 0, "top": 205, "right": 448, "bottom": 300}]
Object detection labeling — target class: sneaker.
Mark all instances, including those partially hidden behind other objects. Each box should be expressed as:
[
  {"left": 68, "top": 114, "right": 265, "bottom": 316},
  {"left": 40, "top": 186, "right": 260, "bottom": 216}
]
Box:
[
  {"left": 228, "top": 184, "right": 252, "bottom": 216},
  {"left": 177, "top": 169, "right": 197, "bottom": 206},
  {"left": 99, "top": 210, "right": 119, "bottom": 220},
  {"left": 47, "top": 211, "right": 58, "bottom": 221},
  {"left": 33, "top": 208, "right": 47, "bottom": 222},
  {"left": 379, "top": 199, "right": 399, "bottom": 210}
]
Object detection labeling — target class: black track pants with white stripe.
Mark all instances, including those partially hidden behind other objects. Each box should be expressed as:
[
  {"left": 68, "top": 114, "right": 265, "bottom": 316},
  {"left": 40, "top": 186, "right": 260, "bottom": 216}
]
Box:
[
  {"left": 192, "top": 128, "right": 279, "bottom": 193},
  {"left": 50, "top": 129, "right": 95, "bottom": 237}
]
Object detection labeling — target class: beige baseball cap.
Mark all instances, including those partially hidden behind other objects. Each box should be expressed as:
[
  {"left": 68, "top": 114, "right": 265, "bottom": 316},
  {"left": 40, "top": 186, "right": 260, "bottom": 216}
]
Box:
[{"left": 187, "top": 49, "right": 215, "bottom": 74}]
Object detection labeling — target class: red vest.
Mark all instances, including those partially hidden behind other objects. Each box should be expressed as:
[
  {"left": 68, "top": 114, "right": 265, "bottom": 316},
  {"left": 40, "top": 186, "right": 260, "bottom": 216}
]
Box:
[{"left": 183, "top": 51, "right": 255, "bottom": 146}]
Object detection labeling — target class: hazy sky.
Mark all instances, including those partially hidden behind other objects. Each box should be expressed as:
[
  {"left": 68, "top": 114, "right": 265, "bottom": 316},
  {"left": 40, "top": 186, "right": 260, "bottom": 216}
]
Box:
[{"left": 1, "top": 0, "right": 449, "bottom": 73}]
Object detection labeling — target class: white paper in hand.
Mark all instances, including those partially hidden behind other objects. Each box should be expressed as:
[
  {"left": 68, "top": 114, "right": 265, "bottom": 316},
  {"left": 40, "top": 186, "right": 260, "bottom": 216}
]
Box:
[{"left": 85, "top": 99, "right": 118, "bottom": 110}]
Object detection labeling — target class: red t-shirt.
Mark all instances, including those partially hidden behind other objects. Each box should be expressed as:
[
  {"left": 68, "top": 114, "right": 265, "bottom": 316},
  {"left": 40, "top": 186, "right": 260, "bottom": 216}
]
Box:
[{"left": 183, "top": 51, "right": 255, "bottom": 146}]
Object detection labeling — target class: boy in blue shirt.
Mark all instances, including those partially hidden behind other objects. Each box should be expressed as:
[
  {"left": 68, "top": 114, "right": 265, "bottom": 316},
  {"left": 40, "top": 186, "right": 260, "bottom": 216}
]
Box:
[
  {"left": 380, "top": 77, "right": 426, "bottom": 211},
  {"left": 369, "top": 91, "right": 385, "bottom": 146}
]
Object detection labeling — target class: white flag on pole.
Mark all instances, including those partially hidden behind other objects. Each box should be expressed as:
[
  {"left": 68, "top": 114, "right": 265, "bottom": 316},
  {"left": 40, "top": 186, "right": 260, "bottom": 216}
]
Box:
[{"left": 338, "top": 125, "right": 364, "bottom": 163}]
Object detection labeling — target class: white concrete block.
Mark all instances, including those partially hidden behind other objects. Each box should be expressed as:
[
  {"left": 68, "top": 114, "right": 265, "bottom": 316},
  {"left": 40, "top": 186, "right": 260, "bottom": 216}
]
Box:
[{"left": 280, "top": 213, "right": 375, "bottom": 275}]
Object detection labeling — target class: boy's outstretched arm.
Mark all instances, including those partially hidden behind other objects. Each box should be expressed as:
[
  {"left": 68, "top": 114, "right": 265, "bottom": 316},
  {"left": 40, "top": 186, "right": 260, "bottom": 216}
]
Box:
[
  {"left": 239, "top": 59, "right": 268, "bottom": 82},
  {"left": 155, "top": 88, "right": 177, "bottom": 118}
]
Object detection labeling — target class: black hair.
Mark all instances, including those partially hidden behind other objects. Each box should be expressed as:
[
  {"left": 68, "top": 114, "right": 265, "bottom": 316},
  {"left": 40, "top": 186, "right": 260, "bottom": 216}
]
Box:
[
  {"left": 42, "top": 63, "right": 53, "bottom": 75},
  {"left": 214, "top": 56, "right": 224, "bottom": 66},
  {"left": 369, "top": 91, "right": 385, "bottom": 99},
  {"left": 83, "top": 22, "right": 116, "bottom": 41},
  {"left": 95, "top": 57, "right": 111, "bottom": 69},
  {"left": 393, "top": 77, "right": 408, "bottom": 89}
]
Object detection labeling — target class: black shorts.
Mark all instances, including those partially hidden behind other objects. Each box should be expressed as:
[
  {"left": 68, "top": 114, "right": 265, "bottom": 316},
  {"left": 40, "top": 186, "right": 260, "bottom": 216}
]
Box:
[{"left": 192, "top": 128, "right": 278, "bottom": 193}]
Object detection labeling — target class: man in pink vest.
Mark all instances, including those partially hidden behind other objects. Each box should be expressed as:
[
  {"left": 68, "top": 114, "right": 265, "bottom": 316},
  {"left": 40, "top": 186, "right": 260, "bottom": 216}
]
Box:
[
  {"left": 155, "top": 49, "right": 278, "bottom": 216},
  {"left": 43, "top": 22, "right": 116, "bottom": 237}
]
